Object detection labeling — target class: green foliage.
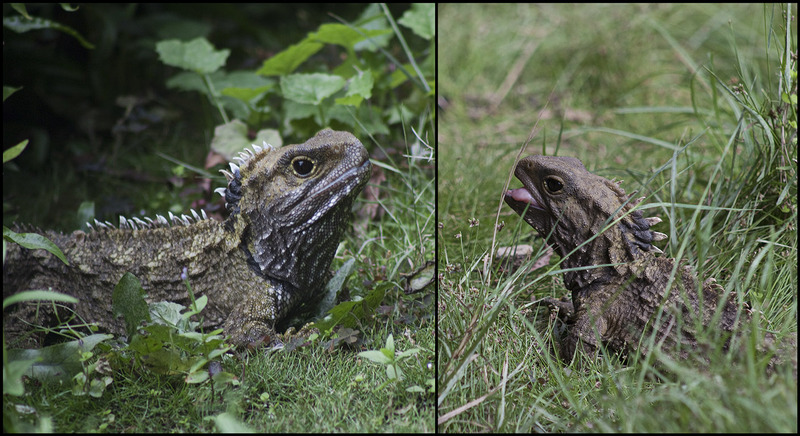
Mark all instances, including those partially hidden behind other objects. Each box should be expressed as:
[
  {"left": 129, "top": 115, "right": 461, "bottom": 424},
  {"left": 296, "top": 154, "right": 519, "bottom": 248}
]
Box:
[
  {"left": 313, "top": 282, "right": 390, "bottom": 333},
  {"left": 115, "top": 272, "right": 235, "bottom": 389},
  {"left": 154, "top": 3, "right": 434, "bottom": 138},
  {"left": 111, "top": 273, "right": 151, "bottom": 337}
]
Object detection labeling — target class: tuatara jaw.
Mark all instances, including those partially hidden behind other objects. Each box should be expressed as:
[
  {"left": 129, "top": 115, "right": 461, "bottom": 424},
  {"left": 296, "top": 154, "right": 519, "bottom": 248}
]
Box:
[{"left": 505, "top": 187, "right": 544, "bottom": 210}]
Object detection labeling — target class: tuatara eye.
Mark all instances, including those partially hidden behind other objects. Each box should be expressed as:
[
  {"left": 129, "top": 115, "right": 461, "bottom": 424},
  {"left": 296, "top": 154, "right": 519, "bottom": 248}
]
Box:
[
  {"left": 543, "top": 176, "right": 564, "bottom": 193},
  {"left": 291, "top": 157, "right": 315, "bottom": 176}
]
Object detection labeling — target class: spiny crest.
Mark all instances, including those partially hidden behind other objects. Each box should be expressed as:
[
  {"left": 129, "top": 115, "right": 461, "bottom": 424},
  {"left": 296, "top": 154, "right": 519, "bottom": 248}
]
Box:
[
  {"left": 85, "top": 141, "right": 276, "bottom": 231},
  {"left": 215, "top": 140, "right": 275, "bottom": 213},
  {"left": 86, "top": 209, "right": 209, "bottom": 232},
  {"left": 606, "top": 180, "right": 669, "bottom": 255}
]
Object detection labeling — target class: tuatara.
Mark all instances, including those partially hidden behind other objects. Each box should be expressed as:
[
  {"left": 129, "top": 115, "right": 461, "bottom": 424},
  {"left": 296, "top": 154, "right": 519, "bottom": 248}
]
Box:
[
  {"left": 3, "top": 129, "right": 371, "bottom": 347},
  {"left": 504, "top": 155, "right": 784, "bottom": 366}
]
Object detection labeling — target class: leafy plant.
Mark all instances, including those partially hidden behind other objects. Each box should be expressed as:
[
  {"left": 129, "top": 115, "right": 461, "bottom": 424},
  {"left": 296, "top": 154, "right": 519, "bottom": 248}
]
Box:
[
  {"left": 358, "top": 333, "right": 422, "bottom": 391},
  {"left": 154, "top": 3, "right": 434, "bottom": 140}
]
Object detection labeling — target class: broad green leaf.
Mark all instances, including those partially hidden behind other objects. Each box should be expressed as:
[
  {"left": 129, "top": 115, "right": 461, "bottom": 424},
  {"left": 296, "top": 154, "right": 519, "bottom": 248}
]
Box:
[
  {"left": 398, "top": 3, "right": 435, "bottom": 40},
  {"left": 149, "top": 301, "right": 194, "bottom": 331},
  {"left": 387, "top": 364, "right": 403, "bottom": 381},
  {"left": 6, "top": 334, "right": 113, "bottom": 382},
  {"left": 257, "top": 39, "right": 323, "bottom": 76},
  {"left": 358, "top": 350, "right": 391, "bottom": 365},
  {"left": 88, "top": 377, "right": 112, "bottom": 398},
  {"left": 3, "top": 359, "right": 36, "bottom": 396},
  {"left": 186, "top": 370, "right": 209, "bottom": 384},
  {"left": 165, "top": 70, "right": 210, "bottom": 93},
  {"left": 281, "top": 73, "right": 346, "bottom": 105},
  {"left": 3, "top": 227, "right": 68, "bottom": 265},
  {"left": 156, "top": 37, "right": 229, "bottom": 74},
  {"left": 209, "top": 120, "right": 282, "bottom": 161},
  {"left": 112, "top": 273, "right": 150, "bottom": 337},
  {"left": 309, "top": 23, "right": 392, "bottom": 49},
  {"left": 336, "top": 70, "right": 374, "bottom": 107}
]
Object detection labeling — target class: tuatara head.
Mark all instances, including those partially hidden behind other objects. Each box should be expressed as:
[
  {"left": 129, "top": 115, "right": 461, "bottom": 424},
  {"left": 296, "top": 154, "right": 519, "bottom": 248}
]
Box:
[
  {"left": 220, "top": 129, "right": 371, "bottom": 294},
  {"left": 504, "top": 155, "right": 665, "bottom": 285}
]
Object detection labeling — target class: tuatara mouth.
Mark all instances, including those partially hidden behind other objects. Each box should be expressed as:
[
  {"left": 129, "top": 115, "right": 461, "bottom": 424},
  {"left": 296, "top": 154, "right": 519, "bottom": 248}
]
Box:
[
  {"left": 505, "top": 187, "right": 544, "bottom": 210},
  {"left": 504, "top": 185, "right": 552, "bottom": 238}
]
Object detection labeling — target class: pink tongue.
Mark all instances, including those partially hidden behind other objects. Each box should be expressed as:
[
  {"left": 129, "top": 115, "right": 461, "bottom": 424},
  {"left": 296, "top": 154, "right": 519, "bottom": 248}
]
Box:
[{"left": 507, "top": 187, "right": 535, "bottom": 204}]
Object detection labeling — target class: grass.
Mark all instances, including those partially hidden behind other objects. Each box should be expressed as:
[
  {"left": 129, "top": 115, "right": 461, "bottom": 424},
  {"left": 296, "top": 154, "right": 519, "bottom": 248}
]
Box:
[{"left": 438, "top": 3, "right": 796, "bottom": 432}]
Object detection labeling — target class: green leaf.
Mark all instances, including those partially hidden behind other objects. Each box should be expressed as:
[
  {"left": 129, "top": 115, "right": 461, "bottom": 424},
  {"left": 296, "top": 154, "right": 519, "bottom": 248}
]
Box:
[
  {"left": 358, "top": 350, "right": 392, "bottom": 365},
  {"left": 111, "top": 273, "right": 151, "bottom": 337},
  {"left": 186, "top": 369, "right": 210, "bottom": 384},
  {"left": 257, "top": 39, "right": 324, "bottom": 76},
  {"left": 165, "top": 70, "right": 210, "bottom": 92},
  {"left": 403, "top": 260, "right": 435, "bottom": 293},
  {"left": 2, "top": 290, "right": 78, "bottom": 310},
  {"left": 3, "top": 15, "right": 95, "bottom": 49},
  {"left": 336, "top": 70, "right": 374, "bottom": 107},
  {"left": 396, "top": 347, "right": 421, "bottom": 359},
  {"left": 316, "top": 258, "right": 356, "bottom": 318},
  {"left": 3, "top": 358, "right": 36, "bottom": 396},
  {"left": 309, "top": 23, "right": 393, "bottom": 49},
  {"left": 385, "top": 333, "right": 395, "bottom": 354},
  {"left": 398, "top": 3, "right": 435, "bottom": 40},
  {"left": 280, "top": 73, "right": 346, "bottom": 105},
  {"left": 209, "top": 120, "right": 282, "bottom": 161},
  {"left": 353, "top": 4, "right": 393, "bottom": 52},
  {"left": 3, "top": 85, "right": 23, "bottom": 102},
  {"left": 214, "top": 412, "right": 255, "bottom": 433},
  {"left": 76, "top": 201, "right": 95, "bottom": 232},
  {"left": 3, "top": 227, "right": 68, "bottom": 265},
  {"left": 6, "top": 334, "right": 113, "bottom": 383},
  {"left": 10, "top": 4, "right": 32, "bottom": 19},
  {"left": 3, "top": 139, "right": 28, "bottom": 163},
  {"left": 88, "top": 377, "right": 112, "bottom": 398},
  {"left": 312, "top": 282, "right": 390, "bottom": 331},
  {"left": 188, "top": 294, "right": 208, "bottom": 314},
  {"left": 156, "top": 37, "right": 229, "bottom": 74},
  {"left": 149, "top": 301, "right": 195, "bottom": 332},
  {"left": 387, "top": 364, "right": 403, "bottom": 381}
]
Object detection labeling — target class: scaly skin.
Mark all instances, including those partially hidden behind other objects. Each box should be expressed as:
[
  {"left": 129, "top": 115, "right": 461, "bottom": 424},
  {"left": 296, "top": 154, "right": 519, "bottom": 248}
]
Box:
[
  {"left": 504, "top": 155, "right": 771, "bottom": 364},
  {"left": 4, "top": 129, "right": 371, "bottom": 347}
]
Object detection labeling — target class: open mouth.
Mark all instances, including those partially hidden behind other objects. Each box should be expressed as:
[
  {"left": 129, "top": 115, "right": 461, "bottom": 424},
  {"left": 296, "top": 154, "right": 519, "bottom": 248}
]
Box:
[{"left": 505, "top": 187, "right": 544, "bottom": 210}]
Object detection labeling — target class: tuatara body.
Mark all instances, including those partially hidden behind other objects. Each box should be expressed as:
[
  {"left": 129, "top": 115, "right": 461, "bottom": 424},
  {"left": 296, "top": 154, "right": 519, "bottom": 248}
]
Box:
[
  {"left": 4, "top": 129, "right": 371, "bottom": 347},
  {"left": 504, "top": 155, "right": 784, "bottom": 366}
]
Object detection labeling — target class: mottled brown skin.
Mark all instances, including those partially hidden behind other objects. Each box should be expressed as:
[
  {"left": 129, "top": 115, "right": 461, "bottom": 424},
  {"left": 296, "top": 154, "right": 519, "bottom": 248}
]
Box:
[
  {"left": 504, "top": 155, "right": 749, "bottom": 363},
  {"left": 4, "top": 129, "right": 371, "bottom": 347}
]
